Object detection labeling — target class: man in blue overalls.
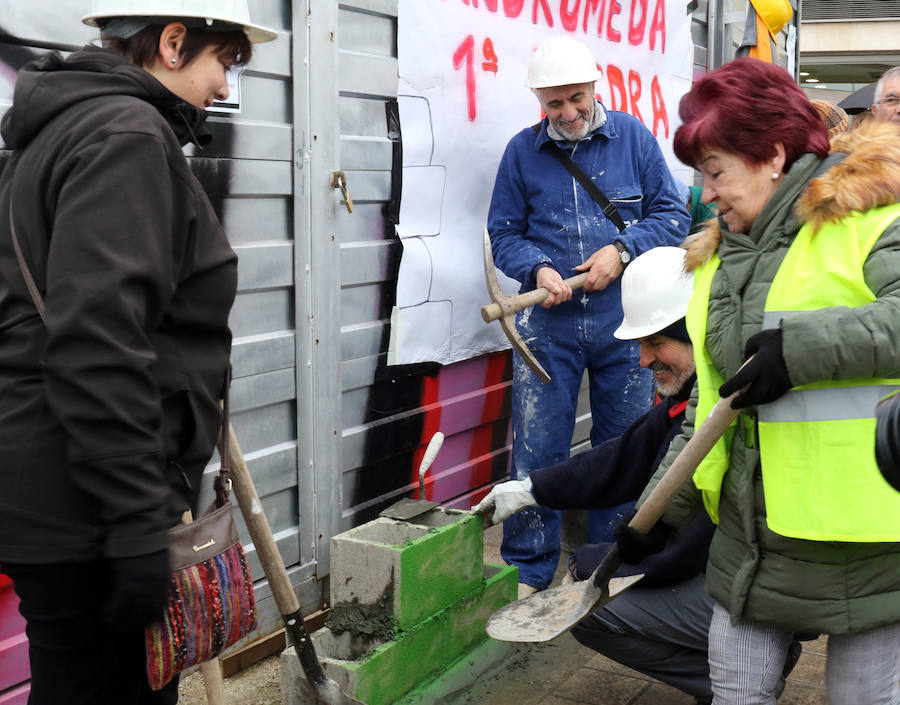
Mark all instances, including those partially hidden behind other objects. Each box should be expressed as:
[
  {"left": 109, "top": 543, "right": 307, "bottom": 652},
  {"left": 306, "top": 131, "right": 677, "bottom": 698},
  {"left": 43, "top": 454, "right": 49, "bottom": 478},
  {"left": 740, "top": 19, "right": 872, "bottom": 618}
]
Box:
[{"left": 486, "top": 35, "right": 689, "bottom": 596}]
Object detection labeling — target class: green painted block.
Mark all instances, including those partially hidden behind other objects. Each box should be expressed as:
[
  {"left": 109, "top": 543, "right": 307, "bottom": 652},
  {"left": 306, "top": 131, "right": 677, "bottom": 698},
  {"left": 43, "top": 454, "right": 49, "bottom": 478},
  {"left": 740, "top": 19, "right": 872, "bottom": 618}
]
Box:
[
  {"left": 302, "top": 564, "right": 520, "bottom": 705},
  {"left": 350, "top": 564, "right": 517, "bottom": 704},
  {"left": 330, "top": 509, "right": 483, "bottom": 635},
  {"left": 351, "top": 612, "right": 446, "bottom": 705},
  {"left": 393, "top": 634, "right": 517, "bottom": 705},
  {"left": 314, "top": 515, "right": 520, "bottom": 705},
  {"left": 395, "top": 512, "right": 482, "bottom": 629},
  {"left": 444, "top": 563, "right": 518, "bottom": 662}
]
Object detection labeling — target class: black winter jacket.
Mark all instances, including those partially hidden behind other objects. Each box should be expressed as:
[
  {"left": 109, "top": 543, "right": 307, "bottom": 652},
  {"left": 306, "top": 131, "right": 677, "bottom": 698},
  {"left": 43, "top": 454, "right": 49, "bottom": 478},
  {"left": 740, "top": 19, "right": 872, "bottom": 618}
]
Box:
[
  {"left": 0, "top": 49, "right": 237, "bottom": 563},
  {"left": 530, "top": 379, "right": 715, "bottom": 586}
]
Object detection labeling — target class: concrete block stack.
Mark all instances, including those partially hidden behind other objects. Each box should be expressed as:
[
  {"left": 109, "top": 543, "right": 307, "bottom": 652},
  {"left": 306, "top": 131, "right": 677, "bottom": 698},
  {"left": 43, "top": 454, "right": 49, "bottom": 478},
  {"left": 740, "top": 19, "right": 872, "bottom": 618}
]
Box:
[{"left": 281, "top": 507, "right": 517, "bottom": 705}]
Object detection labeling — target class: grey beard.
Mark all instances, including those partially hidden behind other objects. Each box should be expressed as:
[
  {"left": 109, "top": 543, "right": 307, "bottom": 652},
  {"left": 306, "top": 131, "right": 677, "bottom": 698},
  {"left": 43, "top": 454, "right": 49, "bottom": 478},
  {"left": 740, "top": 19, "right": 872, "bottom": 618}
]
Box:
[
  {"left": 655, "top": 365, "right": 696, "bottom": 398},
  {"left": 547, "top": 100, "right": 607, "bottom": 142}
]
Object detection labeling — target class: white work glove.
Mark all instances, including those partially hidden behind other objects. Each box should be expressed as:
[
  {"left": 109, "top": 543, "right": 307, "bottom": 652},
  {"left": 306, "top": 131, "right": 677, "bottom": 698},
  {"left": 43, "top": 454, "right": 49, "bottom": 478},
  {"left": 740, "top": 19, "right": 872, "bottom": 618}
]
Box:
[{"left": 472, "top": 477, "right": 537, "bottom": 524}]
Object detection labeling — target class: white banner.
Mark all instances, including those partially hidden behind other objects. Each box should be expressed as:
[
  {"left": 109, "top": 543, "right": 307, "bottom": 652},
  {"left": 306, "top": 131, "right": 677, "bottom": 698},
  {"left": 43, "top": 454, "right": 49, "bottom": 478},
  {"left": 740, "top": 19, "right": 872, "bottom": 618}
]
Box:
[{"left": 390, "top": 0, "right": 694, "bottom": 366}]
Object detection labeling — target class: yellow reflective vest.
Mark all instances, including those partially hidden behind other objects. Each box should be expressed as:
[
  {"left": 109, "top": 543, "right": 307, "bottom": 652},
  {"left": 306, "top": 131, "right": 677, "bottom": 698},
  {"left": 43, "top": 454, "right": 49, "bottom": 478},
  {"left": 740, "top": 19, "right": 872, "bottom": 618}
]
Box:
[{"left": 687, "top": 204, "right": 900, "bottom": 541}]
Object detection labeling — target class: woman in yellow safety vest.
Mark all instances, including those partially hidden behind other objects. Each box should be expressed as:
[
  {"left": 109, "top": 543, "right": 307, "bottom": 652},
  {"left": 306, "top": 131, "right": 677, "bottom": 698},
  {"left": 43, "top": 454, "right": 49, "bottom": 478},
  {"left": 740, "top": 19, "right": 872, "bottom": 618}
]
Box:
[{"left": 626, "top": 58, "right": 900, "bottom": 705}]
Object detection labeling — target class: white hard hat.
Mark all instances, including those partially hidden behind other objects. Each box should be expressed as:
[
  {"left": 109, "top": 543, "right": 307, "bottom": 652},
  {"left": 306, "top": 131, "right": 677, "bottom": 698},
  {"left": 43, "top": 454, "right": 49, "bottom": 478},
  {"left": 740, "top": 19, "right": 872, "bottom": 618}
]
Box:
[
  {"left": 526, "top": 35, "right": 601, "bottom": 89},
  {"left": 83, "top": 0, "right": 277, "bottom": 43},
  {"left": 614, "top": 247, "right": 693, "bottom": 340}
]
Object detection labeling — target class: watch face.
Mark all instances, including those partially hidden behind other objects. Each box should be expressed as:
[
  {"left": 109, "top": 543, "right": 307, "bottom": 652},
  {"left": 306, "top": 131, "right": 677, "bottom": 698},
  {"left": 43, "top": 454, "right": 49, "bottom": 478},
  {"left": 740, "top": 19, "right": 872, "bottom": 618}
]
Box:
[{"left": 620, "top": 249, "right": 632, "bottom": 264}]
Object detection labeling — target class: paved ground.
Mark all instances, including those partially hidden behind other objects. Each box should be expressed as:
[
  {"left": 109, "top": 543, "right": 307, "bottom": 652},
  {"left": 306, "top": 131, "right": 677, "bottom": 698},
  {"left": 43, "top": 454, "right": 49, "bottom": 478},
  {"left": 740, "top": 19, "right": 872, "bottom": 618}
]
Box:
[{"left": 178, "top": 524, "right": 830, "bottom": 705}]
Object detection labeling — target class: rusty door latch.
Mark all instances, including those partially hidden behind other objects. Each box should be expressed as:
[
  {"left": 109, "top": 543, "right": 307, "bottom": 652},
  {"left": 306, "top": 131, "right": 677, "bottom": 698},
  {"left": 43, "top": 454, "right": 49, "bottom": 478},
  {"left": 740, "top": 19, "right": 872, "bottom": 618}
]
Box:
[{"left": 330, "top": 170, "right": 354, "bottom": 214}]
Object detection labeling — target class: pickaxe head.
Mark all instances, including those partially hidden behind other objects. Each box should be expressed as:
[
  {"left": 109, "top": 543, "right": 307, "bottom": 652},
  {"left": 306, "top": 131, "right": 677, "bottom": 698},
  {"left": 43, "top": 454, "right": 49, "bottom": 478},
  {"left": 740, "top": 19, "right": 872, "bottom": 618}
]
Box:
[{"left": 482, "top": 229, "right": 551, "bottom": 384}]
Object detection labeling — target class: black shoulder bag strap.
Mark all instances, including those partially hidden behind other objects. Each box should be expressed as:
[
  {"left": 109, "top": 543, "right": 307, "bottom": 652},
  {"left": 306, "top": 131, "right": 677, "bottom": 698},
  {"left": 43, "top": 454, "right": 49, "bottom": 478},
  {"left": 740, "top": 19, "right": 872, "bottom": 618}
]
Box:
[
  {"left": 531, "top": 122, "right": 627, "bottom": 233},
  {"left": 7, "top": 157, "right": 46, "bottom": 320}
]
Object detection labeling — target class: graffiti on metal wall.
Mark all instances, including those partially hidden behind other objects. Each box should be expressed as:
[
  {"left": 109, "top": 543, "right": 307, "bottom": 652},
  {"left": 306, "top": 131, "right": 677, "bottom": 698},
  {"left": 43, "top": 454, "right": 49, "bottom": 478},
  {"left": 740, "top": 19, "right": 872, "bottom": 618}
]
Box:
[{"left": 348, "top": 101, "right": 513, "bottom": 525}]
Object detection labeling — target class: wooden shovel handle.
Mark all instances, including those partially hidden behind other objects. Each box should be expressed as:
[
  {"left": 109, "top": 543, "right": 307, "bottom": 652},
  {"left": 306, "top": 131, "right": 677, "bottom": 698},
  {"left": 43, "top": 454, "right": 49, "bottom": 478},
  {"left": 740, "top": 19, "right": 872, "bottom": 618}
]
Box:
[
  {"left": 221, "top": 423, "right": 300, "bottom": 616},
  {"left": 220, "top": 424, "right": 333, "bottom": 688},
  {"left": 481, "top": 272, "right": 589, "bottom": 322},
  {"left": 587, "top": 390, "right": 740, "bottom": 594}
]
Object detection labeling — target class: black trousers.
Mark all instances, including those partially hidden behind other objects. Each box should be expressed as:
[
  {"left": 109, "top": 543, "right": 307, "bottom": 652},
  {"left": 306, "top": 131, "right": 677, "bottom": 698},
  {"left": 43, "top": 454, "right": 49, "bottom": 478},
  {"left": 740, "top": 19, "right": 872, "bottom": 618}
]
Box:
[{"left": 2, "top": 561, "right": 178, "bottom": 705}]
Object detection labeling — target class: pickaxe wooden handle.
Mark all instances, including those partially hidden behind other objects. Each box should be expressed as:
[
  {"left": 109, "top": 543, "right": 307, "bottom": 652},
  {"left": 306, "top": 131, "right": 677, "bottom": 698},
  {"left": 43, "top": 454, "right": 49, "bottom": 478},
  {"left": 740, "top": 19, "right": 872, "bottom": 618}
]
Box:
[
  {"left": 481, "top": 228, "right": 571, "bottom": 384},
  {"left": 480, "top": 271, "right": 588, "bottom": 323}
]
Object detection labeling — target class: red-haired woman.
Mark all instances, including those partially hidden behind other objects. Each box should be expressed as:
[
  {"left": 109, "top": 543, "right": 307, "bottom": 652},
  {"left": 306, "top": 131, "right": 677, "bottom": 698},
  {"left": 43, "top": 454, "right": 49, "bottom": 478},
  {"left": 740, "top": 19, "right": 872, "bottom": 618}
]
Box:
[
  {"left": 629, "top": 58, "right": 900, "bottom": 704},
  {"left": 0, "top": 3, "right": 274, "bottom": 704}
]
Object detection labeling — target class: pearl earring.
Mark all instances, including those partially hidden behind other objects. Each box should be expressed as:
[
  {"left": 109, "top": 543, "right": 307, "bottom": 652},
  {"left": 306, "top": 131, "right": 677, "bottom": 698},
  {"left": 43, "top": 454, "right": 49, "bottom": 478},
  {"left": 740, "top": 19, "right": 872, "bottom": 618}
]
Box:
[
  {"left": 771, "top": 172, "right": 780, "bottom": 180},
  {"left": 171, "top": 57, "right": 177, "bottom": 64}
]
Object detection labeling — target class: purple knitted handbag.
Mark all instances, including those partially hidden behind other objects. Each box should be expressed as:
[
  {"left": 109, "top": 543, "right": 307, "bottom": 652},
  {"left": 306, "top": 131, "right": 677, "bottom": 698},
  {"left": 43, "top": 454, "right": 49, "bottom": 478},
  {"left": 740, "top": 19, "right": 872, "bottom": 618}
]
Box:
[
  {"left": 143, "top": 384, "right": 257, "bottom": 690},
  {"left": 144, "top": 498, "right": 257, "bottom": 690}
]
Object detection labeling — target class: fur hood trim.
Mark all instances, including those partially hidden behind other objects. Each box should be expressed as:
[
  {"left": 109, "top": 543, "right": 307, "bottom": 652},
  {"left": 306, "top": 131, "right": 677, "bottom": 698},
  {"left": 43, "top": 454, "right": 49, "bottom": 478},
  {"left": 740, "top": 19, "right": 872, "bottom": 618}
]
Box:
[
  {"left": 684, "top": 221, "right": 721, "bottom": 273},
  {"left": 684, "top": 120, "right": 900, "bottom": 272},
  {"left": 796, "top": 120, "right": 900, "bottom": 231},
  {"left": 681, "top": 218, "right": 722, "bottom": 273}
]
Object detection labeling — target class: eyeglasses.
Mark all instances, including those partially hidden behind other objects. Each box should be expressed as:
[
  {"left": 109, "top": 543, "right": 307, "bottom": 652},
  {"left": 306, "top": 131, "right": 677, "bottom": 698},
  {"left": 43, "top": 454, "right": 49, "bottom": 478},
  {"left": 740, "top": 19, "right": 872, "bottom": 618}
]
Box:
[{"left": 877, "top": 95, "right": 900, "bottom": 108}]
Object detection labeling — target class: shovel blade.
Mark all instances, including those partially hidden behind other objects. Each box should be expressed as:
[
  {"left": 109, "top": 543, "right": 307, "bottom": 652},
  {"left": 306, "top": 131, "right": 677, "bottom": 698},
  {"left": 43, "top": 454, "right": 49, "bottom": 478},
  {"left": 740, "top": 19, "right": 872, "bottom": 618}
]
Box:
[{"left": 486, "top": 574, "right": 644, "bottom": 643}]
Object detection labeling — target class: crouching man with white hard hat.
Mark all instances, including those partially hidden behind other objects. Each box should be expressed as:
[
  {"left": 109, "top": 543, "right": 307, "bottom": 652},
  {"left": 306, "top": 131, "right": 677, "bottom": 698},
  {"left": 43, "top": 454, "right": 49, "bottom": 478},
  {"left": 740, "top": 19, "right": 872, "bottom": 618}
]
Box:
[
  {"left": 0, "top": 3, "right": 273, "bottom": 705},
  {"left": 474, "top": 247, "right": 802, "bottom": 704}
]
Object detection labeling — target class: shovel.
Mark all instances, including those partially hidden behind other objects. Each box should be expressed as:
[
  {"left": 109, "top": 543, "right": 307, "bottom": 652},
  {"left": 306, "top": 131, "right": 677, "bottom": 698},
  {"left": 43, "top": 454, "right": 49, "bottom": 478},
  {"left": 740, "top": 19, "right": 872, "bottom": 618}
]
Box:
[
  {"left": 220, "top": 424, "right": 367, "bottom": 705},
  {"left": 486, "top": 391, "right": 741, "bottom": 642},
  {"left": 379, "top": 432, "right": 445, "bottom": 521}
]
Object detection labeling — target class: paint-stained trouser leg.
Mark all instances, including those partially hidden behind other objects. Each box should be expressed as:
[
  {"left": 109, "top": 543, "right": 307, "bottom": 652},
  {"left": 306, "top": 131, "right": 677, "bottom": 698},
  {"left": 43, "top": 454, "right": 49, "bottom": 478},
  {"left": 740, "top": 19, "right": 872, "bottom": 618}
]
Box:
[{"left": 501, "top": 309, "right": 584, "bottom": 590}]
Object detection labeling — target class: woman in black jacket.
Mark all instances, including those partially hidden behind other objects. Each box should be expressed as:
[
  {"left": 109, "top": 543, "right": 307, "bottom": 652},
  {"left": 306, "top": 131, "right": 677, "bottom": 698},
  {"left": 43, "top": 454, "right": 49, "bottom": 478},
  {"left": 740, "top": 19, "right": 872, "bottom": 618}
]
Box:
[{"left": 0, "top": 3, "right": 274, "bottom": 703}]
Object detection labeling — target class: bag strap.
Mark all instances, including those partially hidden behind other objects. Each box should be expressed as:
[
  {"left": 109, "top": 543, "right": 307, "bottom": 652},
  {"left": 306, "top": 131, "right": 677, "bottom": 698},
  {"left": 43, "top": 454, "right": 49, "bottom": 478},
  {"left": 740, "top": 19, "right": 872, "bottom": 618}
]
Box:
[
  {"left": 8, "top": 199, "right": 233, "bottom": 504},
  {"left": 9, "top": 209, "right": 45, "bottom": 320},
  {"left": 531, "top": 122, "right": 627, "bottom": 233},
  {"left": 214, "top": 366, "right": 232, "bottom": 507}
]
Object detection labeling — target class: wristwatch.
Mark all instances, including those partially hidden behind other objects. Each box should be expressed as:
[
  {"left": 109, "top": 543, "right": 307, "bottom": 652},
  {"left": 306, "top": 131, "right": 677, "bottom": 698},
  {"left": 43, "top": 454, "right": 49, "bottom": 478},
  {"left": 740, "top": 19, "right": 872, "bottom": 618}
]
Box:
[{"left": 613, "top": 240, "right": 632, "bottom": 267}]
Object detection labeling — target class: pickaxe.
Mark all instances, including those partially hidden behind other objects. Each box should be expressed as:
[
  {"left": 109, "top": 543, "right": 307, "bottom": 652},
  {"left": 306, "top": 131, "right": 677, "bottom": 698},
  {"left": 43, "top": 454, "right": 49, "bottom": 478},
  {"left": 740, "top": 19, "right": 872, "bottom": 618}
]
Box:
[{"left": 481, "top": 228, "right": 587, "bottom": 384}]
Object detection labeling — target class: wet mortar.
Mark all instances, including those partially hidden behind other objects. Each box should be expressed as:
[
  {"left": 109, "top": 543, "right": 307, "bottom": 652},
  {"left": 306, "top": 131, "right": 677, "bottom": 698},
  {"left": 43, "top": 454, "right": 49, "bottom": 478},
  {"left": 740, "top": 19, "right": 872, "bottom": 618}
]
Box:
[{"left": 325, "top": 579, "right": 397, "bottom": 642}]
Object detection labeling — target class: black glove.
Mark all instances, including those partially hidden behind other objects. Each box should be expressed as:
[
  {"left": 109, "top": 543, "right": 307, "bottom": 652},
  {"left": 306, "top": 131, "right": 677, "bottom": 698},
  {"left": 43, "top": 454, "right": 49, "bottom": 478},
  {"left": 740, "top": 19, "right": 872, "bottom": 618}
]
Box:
[
  {"left": 102, "top": 548, "right": 171, "bottom": 634},
  {"left": 876, "top": 392, "right": 900, "bottom": 492},
  {"left": 613, "top": 519, "right": 673, "bottom": 565},
  {"left": 719, "top": 329, "right": 792, "bottom": 409},
  {"left": 570, "top": 542, "right": 610, "bottom": 581}
]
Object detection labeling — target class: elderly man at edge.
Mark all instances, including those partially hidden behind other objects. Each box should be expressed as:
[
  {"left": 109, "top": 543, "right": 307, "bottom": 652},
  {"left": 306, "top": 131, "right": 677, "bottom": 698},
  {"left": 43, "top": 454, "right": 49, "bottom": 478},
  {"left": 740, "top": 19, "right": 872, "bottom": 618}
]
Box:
[
  {"left": 872, "top": 66, "right": 900, "bottom": 124},
  {"left": 486, "top": 35, "right": 689, "bottom": 597}
]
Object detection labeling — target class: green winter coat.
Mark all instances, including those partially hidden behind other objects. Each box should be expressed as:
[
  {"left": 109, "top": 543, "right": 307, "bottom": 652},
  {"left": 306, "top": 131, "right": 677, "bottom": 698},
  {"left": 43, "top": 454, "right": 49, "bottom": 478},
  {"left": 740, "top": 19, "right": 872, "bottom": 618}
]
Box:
[{"left": 641, "top": 120, "right": 900, "bottom": 634}]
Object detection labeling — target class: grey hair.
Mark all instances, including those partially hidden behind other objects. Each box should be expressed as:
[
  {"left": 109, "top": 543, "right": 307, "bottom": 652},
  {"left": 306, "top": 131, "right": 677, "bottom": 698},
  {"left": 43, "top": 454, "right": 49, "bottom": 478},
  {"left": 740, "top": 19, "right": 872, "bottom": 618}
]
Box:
[{"left": 875, "top": 66, "right": 900, "bottom": 103}]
